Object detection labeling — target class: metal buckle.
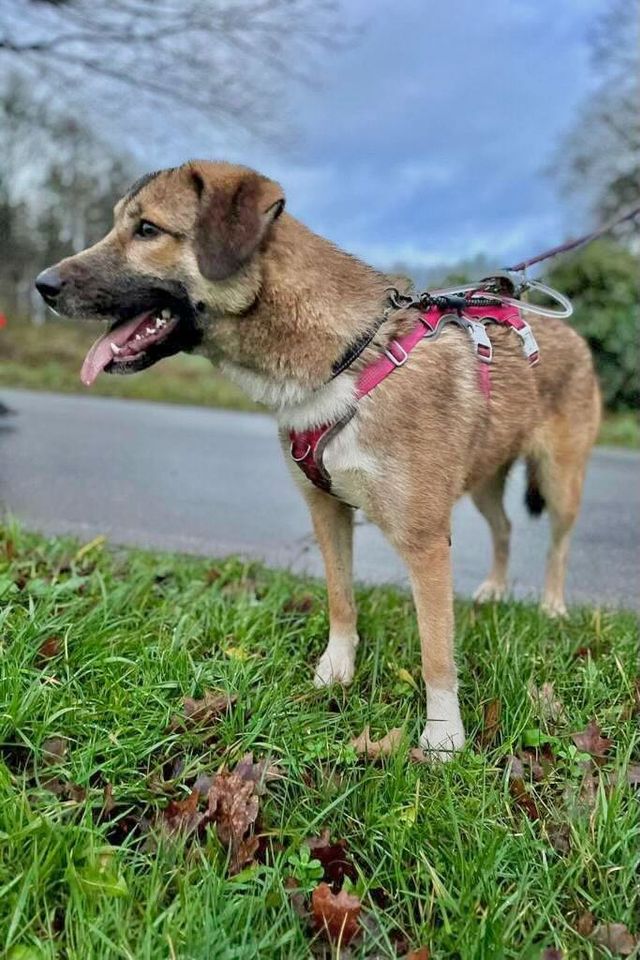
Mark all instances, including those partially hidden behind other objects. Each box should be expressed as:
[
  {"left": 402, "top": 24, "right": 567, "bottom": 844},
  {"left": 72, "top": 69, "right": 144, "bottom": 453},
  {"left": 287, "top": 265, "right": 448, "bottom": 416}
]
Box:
[
  {"left": 384, "top": 340, "right": 408, "bottom": 366},
  {"left": 514, "top": 321, "right": 540, "bottom": 365},
  {"left": 290, "top": 442, "right": 311, "bottom": 462},
  {"left": 461, "top": 316, "right": 493, "bottom": 363}
]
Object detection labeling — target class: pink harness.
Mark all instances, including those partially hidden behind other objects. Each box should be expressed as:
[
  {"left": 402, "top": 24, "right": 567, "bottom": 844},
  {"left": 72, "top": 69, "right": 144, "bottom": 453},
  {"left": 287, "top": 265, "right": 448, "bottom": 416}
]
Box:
[{"left": 289, "top": 297, "right": 540, "bottom": 497}]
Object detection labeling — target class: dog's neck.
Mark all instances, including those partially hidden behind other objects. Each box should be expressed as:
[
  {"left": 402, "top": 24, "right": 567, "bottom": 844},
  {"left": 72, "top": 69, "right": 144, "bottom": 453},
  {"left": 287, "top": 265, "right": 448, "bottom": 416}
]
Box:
[{"left": 197, "top": 215, "right": 391, "bottom": 423}]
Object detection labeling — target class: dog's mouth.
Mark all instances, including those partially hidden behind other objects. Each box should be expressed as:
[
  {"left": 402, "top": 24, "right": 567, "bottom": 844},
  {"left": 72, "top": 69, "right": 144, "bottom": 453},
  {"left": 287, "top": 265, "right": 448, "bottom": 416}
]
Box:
[{"left": 81, "top": 307, "right": 187, "bottom": 386}]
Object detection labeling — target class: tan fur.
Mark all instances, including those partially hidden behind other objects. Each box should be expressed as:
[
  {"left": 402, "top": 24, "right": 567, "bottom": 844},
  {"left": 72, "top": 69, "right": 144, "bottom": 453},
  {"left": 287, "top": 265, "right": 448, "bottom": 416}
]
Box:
[{"left": 43, "top": 161, "right": 601, "bottom": 756}]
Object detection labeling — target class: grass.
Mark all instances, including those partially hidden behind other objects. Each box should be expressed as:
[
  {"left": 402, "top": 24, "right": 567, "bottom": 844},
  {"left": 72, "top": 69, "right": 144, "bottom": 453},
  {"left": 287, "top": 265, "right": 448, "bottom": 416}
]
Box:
[
  {"left": 0, "top": 319, "right": 257, "bottom": 412},
  {"left": 1, "top": 319, "right": 638, "bottom": 447},
  {"left": 0, "top": 525, "right": 638, "bottom": 959}
]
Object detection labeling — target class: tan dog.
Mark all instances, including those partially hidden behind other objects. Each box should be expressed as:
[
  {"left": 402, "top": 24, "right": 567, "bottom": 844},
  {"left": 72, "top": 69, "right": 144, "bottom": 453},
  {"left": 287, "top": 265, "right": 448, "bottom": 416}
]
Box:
[{"left": 35, "top": 161, "right": 600, "bottom": 757}]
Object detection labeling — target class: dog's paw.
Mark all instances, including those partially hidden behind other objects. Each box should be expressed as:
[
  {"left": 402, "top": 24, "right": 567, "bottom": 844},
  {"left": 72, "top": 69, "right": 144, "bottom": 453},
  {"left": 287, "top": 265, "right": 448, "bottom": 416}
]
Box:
[
  {"left": 418, "top": 719, "right": 466, "bottom": 761},
  {"left": 473, "top": 579, "right": 507, "bottom": 603},
  {"left": 313, "top": 637, "right": 357, "bottom": 687},
  {"left": 541, "top": 596, "right": 568, "bottom": 619}
]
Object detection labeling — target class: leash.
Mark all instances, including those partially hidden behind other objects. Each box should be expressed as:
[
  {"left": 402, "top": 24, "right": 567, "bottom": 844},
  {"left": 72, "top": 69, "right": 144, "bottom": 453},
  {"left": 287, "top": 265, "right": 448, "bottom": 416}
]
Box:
[{"left": 504, "top": 203, "right": 640, "bottom": 275}]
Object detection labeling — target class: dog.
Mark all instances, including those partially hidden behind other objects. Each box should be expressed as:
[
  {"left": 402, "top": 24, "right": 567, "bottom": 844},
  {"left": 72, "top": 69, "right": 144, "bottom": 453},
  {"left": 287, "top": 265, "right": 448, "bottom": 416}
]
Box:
[{"left": 35, "top": 161, "right": 601, "bottom": 757}]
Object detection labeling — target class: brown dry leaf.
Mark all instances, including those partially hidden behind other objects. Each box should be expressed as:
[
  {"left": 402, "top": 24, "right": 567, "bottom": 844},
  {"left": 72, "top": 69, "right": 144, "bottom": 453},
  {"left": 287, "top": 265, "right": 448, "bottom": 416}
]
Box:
[
  {"left": 42, "top": 737, "right": 68, "bottom": 764},
  {"left": 571, "top": 720, "right": 613, "bottom": 757},
  {"left": 406, "top": 948, "right": 430, "bottom": 960},
  {"left": 204, "top": 567, "right": 222, "bottom": 584},
  {"left": 4, "top": 537, "right": 15, "bottom": 562},
  {"left": 592, "top": 922, "right": 638, "bottom": 956},
  {"left": 102, "top": 782, "right": 115, "bottom": 816},
  {"left": 479, "top": 698, "right": 502, "bottom": 748},
  {"left": 38, "top": 636, "right": 62, "bottom": 660},
  {"left": 307, "top": 828, "right": 357, "bottom": 891},
  {"left": 574, "top": 911, "right": 595, "bottom": 937},
  {"left": 161, "top": 788, "right": 206, "bottom": 837},
  {"left": 282, "top": 594, "right": 315, "bottom": 615},
  {"left": 350, "top": 725, "right": 403, "bottom": 759},
  {"left": 207, "top": 753, "right": 264, "bottom": 873},
  {"left": 170, "top": 690, "right": 237, "bottom": 732},
  {"left": 508, "top": 766, "right": 540, "bottom": 821},
  {"left": 284, "top": 876, "right": 308, "bottom": 918},
  {"left": 311, "top": 881, "right": 361, "bottom": 945},
  {"left": 528, "top": 681, "right": 564, "bottom": 722}
]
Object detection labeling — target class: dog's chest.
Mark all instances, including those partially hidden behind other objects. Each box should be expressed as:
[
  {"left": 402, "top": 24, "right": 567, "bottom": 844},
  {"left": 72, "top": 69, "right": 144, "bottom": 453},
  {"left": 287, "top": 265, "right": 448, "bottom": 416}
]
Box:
[{"left": 321, "top": 421, "right": 377, "bottom": 509}]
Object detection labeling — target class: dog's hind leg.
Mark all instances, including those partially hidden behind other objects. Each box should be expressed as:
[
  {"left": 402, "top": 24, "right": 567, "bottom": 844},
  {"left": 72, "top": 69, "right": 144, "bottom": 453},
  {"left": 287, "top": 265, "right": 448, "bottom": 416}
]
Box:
[
  {"left": 536, "top": 446, "right": 587, "bottom": 618},
  {"left": 471, "top": 463, "right": 512, "bottom": 602},
  {"left": 305, "top": 490, "right": 359, "bottom": 686}
]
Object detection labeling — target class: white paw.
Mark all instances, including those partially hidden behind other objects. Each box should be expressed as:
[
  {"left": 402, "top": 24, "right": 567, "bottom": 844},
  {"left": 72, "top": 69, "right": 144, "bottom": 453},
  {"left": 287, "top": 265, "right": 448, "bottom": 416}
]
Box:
[
  {"left": 420, "top": 685, "right": 465, "bottom": 761},
  {"left": 541, "top": 597, "right": 567, "bottom": 618},
  {"left": 313, "top": 636, "right": 357, "bottom": 687},
  {"left": 473, "top": 579, "right": 507, "bottom": 603},
  {"left": 419, "top": 719, "right": 466, "bottom": 761}
]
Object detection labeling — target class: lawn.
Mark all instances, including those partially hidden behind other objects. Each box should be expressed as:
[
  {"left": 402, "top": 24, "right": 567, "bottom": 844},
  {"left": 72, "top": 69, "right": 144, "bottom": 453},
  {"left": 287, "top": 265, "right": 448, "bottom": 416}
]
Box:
[
  {"left": 1, "top": 319, "right": 637, "bottom": 448},
  {"left": 0, "top": 525, "right": 638, "bottom": 960}
]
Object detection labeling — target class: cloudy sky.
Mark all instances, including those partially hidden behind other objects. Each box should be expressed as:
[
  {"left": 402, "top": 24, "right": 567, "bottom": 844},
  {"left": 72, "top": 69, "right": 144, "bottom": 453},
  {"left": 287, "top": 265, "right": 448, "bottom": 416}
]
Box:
[{"left": 126, "top": 0, "right": 605, "bottom": 272}]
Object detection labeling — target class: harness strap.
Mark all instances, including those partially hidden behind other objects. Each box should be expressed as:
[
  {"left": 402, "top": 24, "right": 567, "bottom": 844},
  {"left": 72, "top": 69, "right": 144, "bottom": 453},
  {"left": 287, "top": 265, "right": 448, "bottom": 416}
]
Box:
[{"left": 289, "top": 298, "right": 540, "bottom": 498}]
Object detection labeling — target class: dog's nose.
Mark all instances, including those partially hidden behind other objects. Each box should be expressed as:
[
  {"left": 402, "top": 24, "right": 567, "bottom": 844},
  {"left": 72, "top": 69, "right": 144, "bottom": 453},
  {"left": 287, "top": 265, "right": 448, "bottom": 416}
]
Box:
[{"left": 35, "top": 266, "right": 63, "bottom": 304}]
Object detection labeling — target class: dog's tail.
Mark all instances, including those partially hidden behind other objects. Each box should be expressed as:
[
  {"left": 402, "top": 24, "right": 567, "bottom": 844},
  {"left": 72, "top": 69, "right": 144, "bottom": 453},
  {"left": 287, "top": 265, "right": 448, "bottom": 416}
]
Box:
[{"left": 524, "top": 458, "right": 546, "bottom": 516}]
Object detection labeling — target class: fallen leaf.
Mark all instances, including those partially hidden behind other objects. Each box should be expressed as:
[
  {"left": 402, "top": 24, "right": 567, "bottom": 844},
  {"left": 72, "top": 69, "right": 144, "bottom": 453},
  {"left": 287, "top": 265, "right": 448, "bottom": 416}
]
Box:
[
  {"left": 161, "top": 788, "right": 206, "bottom": 837},
  {"left": 547, "top": 822, "right": 571, "bottom": 855},
  {"left": 406, "top": 949, "right": 430, "bottom": 960},
  {"left": 571, "top": 720, "right": 613, "bottom": 757},
  {"left": 207, "top": 753, "right": 264, "bottom": 873},
  {"left": 3, "top": 537, "right": 15, "bottom": 562},
  {"left": 307, "top": 828, "right": 357, "bottom": 891},
  {"left": 592, "top": 922, "right": 638, "bottom": 956},
  {"left": 528, "top": 681, "right": 565, "bottom": 722},
  {"left": 102, "top": 783, "right": 115, "bottom": 816},
  {"left": 284, "top": 876, "right": 308, "bottom": 918},
  {"left": 574, "top": 911, "right": 595, "bottom": 937},
  {"left": 508, "top": 772, "right": 540, "bottom": 821},
  {"left": 282, "top": 594, "right": 314, "bottom": 615},
  {"left": 38, "top": 636, "right": 61, "bottom": 660},
  {"left": 177, "top": 690, "right": 237, "bottom": 729},
  {"left": 350, "top": 726, "right": 403, "bottom": 759},
  {"left": 311, "top": 881, "right": 361, "bottom": 945},
  {"left": 479, "top": 698, "right": 502, "bottom": 748},
  {"left": 204, "top": 567, "right": 222, "bottom": 584},
  {"left": 42, "top": 737, "right": 68, "bottom": 764}
]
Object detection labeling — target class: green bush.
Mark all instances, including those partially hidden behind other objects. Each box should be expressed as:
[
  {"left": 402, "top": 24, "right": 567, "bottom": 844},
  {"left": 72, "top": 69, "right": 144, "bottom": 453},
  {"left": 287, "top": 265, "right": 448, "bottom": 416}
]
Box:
[{"left": 546, "top": 239, "right": 638, "bottom": 411}]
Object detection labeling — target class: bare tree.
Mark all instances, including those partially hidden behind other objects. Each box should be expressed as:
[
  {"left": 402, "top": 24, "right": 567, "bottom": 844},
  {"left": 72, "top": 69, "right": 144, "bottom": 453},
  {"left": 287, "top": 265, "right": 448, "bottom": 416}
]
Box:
[
  {"left": 0, "top": 0, "right": 339, "bottom": 138},
  {"left": 554, "top": 0, "right": 639, "bottom": 233}
]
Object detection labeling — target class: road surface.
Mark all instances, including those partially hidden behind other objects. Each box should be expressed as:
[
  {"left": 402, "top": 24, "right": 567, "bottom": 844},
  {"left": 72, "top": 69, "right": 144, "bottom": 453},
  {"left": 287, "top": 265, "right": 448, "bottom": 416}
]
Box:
[{"left": 0, "top": 388, "right": 637, "bottom": 608}]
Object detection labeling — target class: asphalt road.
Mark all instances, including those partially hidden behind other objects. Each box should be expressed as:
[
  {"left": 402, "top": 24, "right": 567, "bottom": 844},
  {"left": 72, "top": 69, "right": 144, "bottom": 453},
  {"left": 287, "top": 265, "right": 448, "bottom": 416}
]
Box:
[{"left": 1, "top": 388, "right": 638, "bottom": 609}]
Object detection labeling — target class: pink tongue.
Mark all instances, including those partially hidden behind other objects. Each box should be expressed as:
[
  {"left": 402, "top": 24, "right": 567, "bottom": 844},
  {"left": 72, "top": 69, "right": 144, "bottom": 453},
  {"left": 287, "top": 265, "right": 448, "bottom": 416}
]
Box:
[{"left": 80, "top": 313, "right": 152, "bottom": 386}]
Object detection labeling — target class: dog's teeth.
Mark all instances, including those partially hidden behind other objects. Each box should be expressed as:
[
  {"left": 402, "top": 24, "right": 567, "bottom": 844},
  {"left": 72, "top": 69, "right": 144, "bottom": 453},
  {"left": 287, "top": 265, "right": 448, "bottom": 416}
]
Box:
[
  {"left": 110, "top": 343, "right": 121, "bottom": 355},
  {"left": 161, "top": 308, "right": 171, "bottom": 320}
]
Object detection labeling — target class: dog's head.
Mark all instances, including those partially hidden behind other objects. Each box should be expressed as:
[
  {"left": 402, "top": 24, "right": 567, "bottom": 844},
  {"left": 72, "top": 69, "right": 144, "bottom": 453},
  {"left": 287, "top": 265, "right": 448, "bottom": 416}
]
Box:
[{"left": 34, "top": 161, "right": 285, "bottom": 385}]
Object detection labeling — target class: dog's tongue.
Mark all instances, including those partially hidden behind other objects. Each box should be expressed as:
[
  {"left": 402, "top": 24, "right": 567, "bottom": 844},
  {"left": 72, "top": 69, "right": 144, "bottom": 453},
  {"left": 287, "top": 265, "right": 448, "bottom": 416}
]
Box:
[{"left": 80, "top": 313, "right": 151, "bottom": 386}]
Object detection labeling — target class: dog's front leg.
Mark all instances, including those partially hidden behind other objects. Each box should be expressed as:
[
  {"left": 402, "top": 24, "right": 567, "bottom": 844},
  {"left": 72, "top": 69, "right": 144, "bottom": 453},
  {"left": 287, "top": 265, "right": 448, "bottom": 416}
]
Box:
[
  {"left": 305, "top": 489, "right": 358, "bottom": 686},
  {"left": 404, "top": 535, "right": 465, "bottom": 759}
]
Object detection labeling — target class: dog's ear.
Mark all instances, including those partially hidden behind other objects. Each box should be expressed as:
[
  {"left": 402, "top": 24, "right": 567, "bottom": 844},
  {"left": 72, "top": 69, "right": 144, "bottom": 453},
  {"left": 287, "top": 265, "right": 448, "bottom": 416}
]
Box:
[{"left": 191, "top": 167, "right": 285, "bottom": 281}]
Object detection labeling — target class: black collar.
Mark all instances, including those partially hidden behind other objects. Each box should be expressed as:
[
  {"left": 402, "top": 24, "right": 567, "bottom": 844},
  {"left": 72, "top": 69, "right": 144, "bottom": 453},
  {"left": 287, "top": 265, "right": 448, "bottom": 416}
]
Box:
[{"left": 330, "top": 316, "right": 386, "bottom": 380}]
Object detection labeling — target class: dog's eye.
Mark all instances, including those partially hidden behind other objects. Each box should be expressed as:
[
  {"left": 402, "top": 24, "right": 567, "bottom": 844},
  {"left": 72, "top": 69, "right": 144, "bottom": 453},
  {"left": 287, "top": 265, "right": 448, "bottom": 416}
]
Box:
[{"left": 135, "top": 220, "right": 161, "bottom": 239}]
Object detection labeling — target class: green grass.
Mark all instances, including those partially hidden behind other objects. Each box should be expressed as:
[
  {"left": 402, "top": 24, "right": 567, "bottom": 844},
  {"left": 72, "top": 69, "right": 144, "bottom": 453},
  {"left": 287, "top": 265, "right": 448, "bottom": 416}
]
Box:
[
  {"left": 0, "top": 526, "right": 638, "bottom": 959},
  {"left": 1, "top": 319, "right": 637, "bottom": 447},
  {"left": 0, "top": 319, "right": 257, "bottom": 412}
]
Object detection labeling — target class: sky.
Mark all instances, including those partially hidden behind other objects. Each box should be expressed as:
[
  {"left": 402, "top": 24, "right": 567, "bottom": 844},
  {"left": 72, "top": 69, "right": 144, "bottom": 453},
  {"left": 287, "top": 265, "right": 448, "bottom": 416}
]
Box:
[
  {"left": 169, "top": 0, "right": 604, "bottom": 273},
  {"left": 22, "top": 0, "right": 607, "bottom": 274}
]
